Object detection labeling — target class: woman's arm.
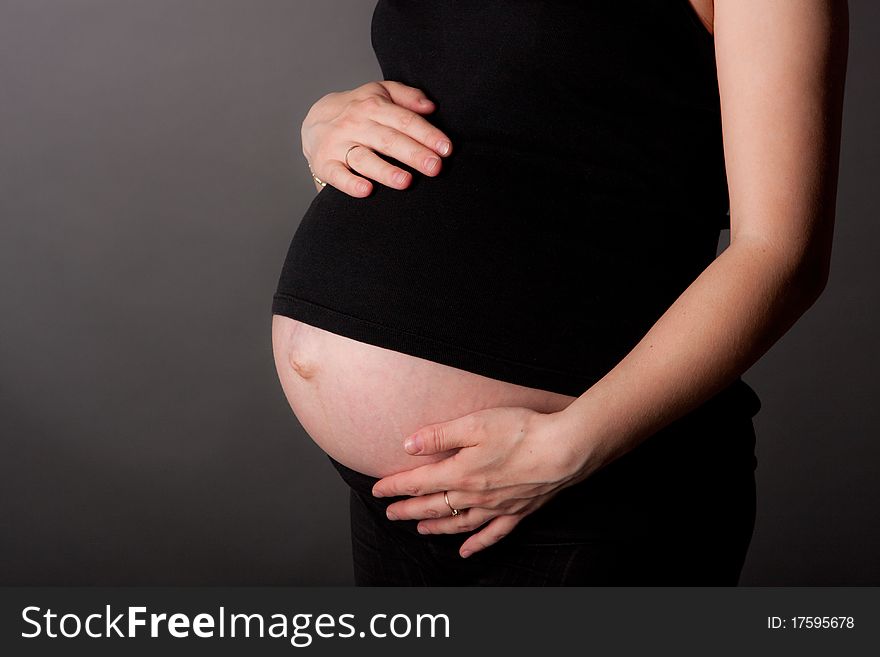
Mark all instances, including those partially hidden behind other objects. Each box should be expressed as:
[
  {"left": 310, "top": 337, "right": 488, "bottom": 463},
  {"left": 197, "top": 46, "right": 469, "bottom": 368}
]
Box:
[
  {"left": 373, "top": 0, "right": 849, "bottom": 557},
  {"left": 552, "top": 0, "right": 850, "bottom": 471}
]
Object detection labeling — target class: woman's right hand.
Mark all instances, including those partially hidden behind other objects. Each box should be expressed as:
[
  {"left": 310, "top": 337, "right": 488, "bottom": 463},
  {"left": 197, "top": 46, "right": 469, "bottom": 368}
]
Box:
[{"left": 301, "top": 80, "right": 453, "bottom": 197}]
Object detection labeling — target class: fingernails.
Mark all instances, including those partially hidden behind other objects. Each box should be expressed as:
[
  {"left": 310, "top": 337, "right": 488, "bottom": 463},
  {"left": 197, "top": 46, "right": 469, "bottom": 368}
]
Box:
[
  {"left": 460, "top": 549, "right": 472, "bottom": 558},
  {"left": 404, "top": 434, "right": 423, "bottom": 454},
  {"left": 372, "top": 488, "right": 384, "bottom": 498},
  {"left": 393, "top": 171, "right": 409, "bottom": 186},
  {"left": 417, "top": 524, "right": 429, "bottom": 534},
  {"left": 386, "top": 509, "right": 397, "bottom": 520},
  {"left": 424, "top": 157, "right": 440, "bottom": 173},
  {"left": 419, "top": 97, "right": 433, "bottom": 107},
  {"left": 436, "top": 140, "right": 451, "bottom": 156}
]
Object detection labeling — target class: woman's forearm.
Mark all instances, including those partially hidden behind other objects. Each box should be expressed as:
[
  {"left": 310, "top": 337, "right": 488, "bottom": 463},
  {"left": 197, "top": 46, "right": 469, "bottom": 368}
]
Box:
[
  {"left": 551, "top": 0, "right": 848, "bottom": 478},
  {"left": 554, "top": 235, "right": 829, "bottom": 478}
]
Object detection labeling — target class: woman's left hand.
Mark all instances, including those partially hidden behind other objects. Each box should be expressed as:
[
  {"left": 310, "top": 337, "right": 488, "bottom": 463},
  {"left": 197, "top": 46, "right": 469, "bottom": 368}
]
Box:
[{"left": 371, "top": 406, "right": 594, "bottom": 558}]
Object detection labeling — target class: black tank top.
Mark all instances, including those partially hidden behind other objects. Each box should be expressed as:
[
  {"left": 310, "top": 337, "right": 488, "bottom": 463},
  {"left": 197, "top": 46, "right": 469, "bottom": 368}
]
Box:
[{"left": 272, "top": 0, "right": 761, "bottom": 414}]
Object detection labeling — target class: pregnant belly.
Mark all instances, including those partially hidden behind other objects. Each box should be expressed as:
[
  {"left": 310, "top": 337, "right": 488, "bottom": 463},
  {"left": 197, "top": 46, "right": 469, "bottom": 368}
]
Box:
[{"left": 271, "top": 314, "right": 577, "bottom": 478}]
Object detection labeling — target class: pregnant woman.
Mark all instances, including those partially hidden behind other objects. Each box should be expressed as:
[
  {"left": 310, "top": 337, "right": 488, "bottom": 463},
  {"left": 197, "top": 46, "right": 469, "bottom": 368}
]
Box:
[{"left": 270, "top": 0, "right": 847, "bottom": 585}]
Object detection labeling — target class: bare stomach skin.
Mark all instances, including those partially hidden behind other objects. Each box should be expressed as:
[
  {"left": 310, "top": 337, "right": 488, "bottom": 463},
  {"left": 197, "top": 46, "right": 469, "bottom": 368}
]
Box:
[{"left": 271, "top": 314, "right": 578, "bottom": 478}]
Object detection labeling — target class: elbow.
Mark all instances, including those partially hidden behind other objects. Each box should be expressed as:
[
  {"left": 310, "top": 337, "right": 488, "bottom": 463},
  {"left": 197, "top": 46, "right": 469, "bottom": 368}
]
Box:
[
  {"left": 732, "top": 228, "right": 833, "bottom": 306},
  {"left": 774, "top": 235, "right": 833, "bottom": 304},
  {"left": 790, "top": 254, "right": 831, "bottom": 308}
]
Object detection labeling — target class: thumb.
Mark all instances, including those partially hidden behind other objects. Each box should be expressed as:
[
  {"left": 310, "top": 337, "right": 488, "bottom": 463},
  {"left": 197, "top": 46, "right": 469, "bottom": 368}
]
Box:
[{"left": 404, "top": 418, "right": 470, "bottom": 455}]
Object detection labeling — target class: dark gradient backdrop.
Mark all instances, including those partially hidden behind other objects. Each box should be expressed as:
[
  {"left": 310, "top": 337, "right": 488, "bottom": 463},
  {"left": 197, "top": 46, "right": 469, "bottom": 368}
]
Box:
[{"left": 1, "top": 0, "right": 877, "bottom": 585}]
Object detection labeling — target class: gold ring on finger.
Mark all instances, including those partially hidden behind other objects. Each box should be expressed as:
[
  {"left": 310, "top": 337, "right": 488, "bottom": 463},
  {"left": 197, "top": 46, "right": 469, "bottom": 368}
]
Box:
[
  {"left": 444, "top": 490, "right": 461, "bottom": 517},
  {"left": 344, "top": 144, "right": 362, "bottom": 169}
]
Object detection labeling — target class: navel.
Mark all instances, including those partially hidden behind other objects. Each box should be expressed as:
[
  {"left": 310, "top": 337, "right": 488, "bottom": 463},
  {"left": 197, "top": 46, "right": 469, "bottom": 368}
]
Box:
[{"left": 288, "top": 352, "right": 318, "bottom": 380}]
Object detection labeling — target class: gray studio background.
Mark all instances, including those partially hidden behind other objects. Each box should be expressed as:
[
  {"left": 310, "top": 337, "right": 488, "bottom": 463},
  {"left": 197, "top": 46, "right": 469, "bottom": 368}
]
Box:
[{"left": 1, "top": 0, "right": 877, "bottom": 585}]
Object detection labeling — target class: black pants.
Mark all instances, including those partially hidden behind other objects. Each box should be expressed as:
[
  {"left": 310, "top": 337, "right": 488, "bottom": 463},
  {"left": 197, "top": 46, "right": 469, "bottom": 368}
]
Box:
[{"left": 328, "top": 398, "right": 759, "bottom": 586}]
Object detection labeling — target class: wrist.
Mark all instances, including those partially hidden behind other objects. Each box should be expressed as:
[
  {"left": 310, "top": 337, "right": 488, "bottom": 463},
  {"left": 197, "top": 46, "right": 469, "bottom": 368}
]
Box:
[
  {"left": 534, "top": 406, "right": 602, "bottom": 484},
  {"left": 547, "top": 388, "right": 637, "bottom": 482}
]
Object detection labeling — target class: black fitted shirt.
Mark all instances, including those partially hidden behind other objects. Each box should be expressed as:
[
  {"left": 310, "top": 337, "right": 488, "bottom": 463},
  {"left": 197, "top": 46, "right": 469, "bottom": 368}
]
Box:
[{"left": 271, "top": 0, "right": 761, "bottom": 415}]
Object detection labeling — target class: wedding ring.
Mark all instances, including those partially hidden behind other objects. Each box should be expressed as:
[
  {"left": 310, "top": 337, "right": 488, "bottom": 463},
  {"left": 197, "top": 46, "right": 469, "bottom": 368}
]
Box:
[
  {"left": 444, "top": 490, "right": 461, "bottom": 517},
  {"left": 344, "top": 144, "right": 362, "bottom": 169}
]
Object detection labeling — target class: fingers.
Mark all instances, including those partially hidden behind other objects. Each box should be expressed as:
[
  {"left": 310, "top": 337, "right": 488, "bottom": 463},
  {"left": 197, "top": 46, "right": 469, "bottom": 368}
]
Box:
[
  {"left": 458, "top": 514, "right": 523, "bottom": 558},
  {"left": 348, "top": 82, "right": 451, "bottom": 157},
  {"left": 379, "top": 80, "right": 437, "bottom": 114},
  {"left": 416, "top": 506, "right": 497, "bottom": 537},
  {"left": 384, "top": 489, "right": 484, "bottom": 522},
  {"left": 344, "top": 144, "right": 412, "bottom": 190},
  {"left": 373, "top": 100, "right": 453, "bottom": 157},
  {"left": 372, "top": 456, "right": 469, "bottom": 498},
  {"left": 303, "top": 80, "right": 452, "bottom": 197},
  {"left": 315, "top": 159, "right": 373, "bottom": 198},
  {"left": 358, "top": 120, "right": 447, "bottom": 178}
]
